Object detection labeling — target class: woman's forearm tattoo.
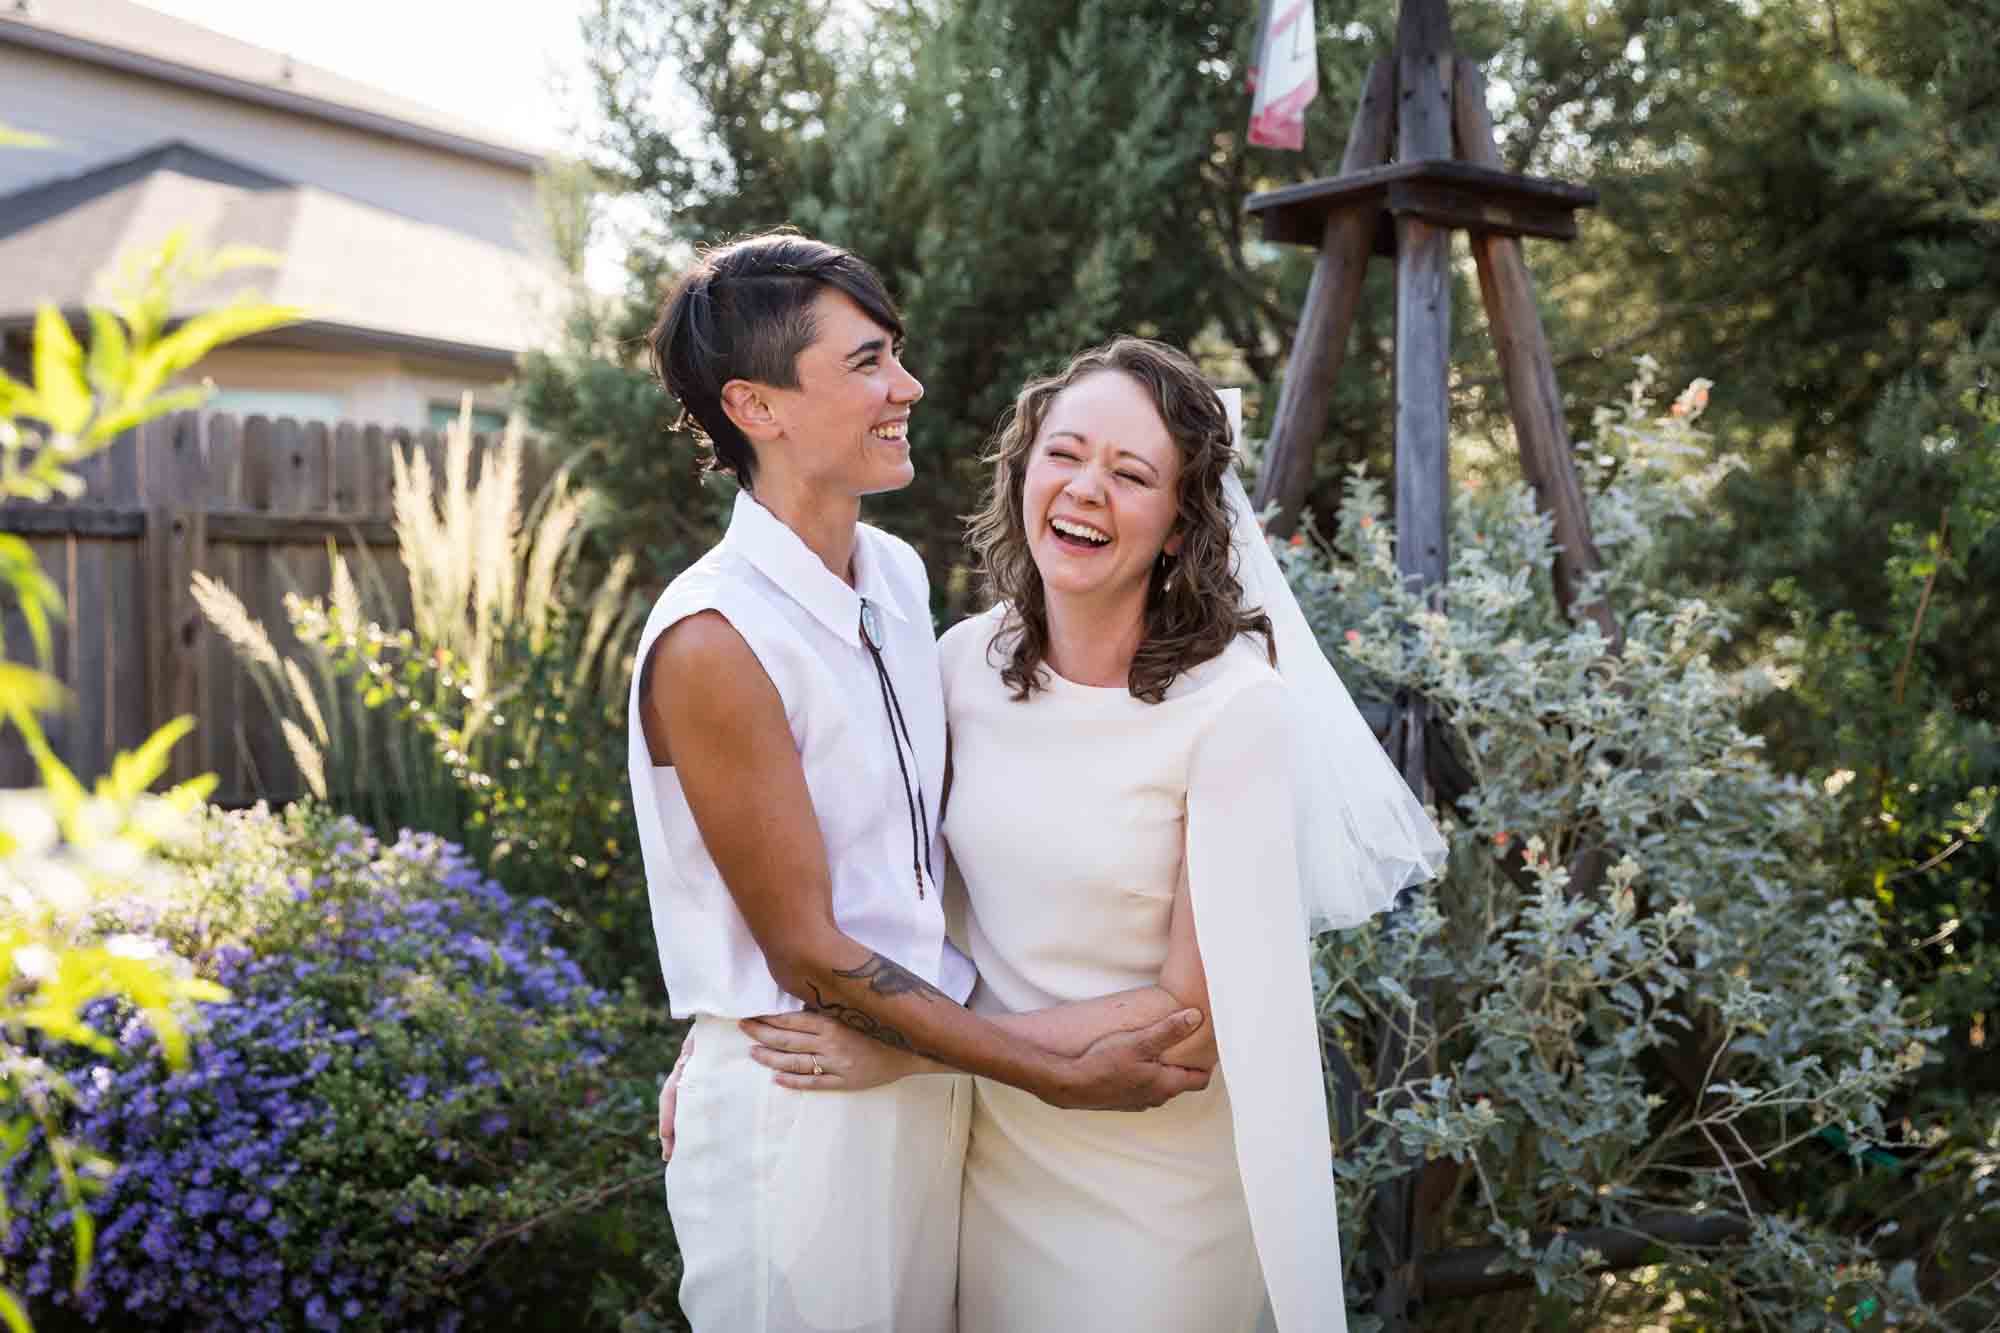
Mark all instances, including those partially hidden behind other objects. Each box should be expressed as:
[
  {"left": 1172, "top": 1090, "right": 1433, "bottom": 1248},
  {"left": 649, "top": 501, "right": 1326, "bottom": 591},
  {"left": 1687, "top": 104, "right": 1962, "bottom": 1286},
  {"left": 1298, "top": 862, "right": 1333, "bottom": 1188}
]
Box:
[
  {"left": 835, "top": 954, "right": 949, "bottom": 1001},
  {"left": 803, "top": 953, "right": 948, "bottom": 1056}
]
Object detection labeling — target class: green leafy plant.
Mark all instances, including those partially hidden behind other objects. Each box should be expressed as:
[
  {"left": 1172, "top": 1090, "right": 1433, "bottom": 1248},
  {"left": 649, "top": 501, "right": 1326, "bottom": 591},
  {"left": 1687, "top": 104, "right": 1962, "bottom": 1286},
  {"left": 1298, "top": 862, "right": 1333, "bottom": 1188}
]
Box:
[
  {"left": 1281, "top": 365, "right": 1941, "bottom": 1329},
  {"left": 0, "top": 194, "right": 301, "bottom": 1331}
]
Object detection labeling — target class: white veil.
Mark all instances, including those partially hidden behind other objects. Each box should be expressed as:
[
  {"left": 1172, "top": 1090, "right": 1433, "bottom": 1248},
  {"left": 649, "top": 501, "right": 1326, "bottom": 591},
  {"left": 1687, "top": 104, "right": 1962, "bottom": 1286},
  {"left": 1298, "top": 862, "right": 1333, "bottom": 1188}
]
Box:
[{"left": 1216, "top": 389, "right": 1448, "bottom": 932}]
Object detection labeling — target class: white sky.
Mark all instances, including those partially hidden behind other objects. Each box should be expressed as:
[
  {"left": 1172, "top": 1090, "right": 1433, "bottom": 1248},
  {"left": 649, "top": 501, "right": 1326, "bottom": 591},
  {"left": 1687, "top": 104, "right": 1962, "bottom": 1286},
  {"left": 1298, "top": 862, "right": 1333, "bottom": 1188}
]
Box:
[{"left": 136, "top": 0, "right": 598, "bottom": 155}]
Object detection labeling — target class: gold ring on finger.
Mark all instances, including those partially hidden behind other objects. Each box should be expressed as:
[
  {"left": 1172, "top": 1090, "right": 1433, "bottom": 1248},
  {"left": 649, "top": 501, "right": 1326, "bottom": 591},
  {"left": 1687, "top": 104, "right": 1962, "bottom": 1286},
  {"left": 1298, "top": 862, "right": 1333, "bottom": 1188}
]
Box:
[{"left": 812, "top": 1057, "right": 825, "bottom": 1076}]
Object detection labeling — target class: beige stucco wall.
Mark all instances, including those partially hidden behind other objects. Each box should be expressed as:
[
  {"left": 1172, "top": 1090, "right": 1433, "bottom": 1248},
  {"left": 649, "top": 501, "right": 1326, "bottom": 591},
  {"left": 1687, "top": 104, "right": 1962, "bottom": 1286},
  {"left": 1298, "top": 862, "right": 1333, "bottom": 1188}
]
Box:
[
  {"left": 187, "top": 344, "right": 515, "bottom": 431},
  {"left": 0, "top": 45, "right": 550, "bottom": 259}
]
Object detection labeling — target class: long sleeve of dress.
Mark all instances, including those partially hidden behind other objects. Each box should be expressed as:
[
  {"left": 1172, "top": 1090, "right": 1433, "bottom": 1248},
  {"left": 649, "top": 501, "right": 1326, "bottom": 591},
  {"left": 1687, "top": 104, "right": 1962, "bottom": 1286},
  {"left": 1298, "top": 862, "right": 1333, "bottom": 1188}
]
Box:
[{"left": 1186, "top": 677, "right": 1349, "bottom": 1332}]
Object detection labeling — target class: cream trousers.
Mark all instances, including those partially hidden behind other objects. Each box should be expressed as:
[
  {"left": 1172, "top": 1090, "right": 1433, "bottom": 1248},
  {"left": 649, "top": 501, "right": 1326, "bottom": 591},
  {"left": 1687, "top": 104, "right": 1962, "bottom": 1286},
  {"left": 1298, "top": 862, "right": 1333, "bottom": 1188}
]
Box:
[{"left": 666, "top": 1014, "right": 971, "bottom": 1332}]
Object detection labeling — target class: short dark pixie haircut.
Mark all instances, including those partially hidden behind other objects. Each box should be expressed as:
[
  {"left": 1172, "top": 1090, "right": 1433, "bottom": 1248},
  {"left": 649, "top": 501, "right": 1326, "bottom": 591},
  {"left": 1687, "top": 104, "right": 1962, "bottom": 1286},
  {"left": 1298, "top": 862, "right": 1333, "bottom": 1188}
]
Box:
[{"left": 647, "top": 230, "right": 905, "bottom": 490}]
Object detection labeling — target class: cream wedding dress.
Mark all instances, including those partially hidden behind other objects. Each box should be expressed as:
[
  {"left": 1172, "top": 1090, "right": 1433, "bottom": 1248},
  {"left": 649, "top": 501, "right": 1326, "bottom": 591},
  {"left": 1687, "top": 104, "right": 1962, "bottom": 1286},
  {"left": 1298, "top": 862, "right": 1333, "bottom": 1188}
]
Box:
[{"left": 941, "top": 607, "right": 1349, "bottom": 1333}]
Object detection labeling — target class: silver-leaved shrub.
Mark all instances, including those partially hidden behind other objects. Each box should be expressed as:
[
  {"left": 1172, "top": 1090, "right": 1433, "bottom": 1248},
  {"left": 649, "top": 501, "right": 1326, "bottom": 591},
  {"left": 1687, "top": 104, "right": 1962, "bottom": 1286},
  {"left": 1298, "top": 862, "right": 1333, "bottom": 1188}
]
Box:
[{"left": 1283, "top": 362, "right": 1937, "bottom": 1330}]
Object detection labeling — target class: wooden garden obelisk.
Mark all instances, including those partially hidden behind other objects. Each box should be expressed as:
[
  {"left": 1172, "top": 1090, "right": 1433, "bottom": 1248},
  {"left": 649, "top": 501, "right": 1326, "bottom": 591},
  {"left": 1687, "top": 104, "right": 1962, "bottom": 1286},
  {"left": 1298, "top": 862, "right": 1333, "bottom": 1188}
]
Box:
[{"left": 1242, "top": 1, "right": 1622, "bottom": 1324}]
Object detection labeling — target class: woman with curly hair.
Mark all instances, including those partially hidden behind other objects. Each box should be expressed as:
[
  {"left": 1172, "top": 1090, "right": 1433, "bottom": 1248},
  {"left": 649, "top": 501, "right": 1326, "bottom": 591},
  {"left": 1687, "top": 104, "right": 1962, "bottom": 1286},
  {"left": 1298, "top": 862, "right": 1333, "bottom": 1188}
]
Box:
[{"left": 743, "top": 337, "right": 1443, "bottom": 1330}]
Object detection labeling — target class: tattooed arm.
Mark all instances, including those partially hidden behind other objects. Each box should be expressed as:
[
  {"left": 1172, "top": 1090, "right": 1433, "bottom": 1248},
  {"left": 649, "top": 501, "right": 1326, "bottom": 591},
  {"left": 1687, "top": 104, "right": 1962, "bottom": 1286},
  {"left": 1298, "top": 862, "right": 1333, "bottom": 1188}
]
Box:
[
  {"left": 644, "top": 613, "right": 1207, "bottom": 1110},
  {"left": 804, "top": 956, "right": 951, "bottom": 1057}
]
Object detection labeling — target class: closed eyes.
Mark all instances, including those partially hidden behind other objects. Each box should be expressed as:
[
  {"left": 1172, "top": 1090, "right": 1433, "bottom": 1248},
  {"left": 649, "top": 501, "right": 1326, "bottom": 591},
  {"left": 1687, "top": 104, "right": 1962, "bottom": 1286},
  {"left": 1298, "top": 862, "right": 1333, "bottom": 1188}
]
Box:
[{"left": 1045, "top": 448, "right": 1150, "bottom": 485}]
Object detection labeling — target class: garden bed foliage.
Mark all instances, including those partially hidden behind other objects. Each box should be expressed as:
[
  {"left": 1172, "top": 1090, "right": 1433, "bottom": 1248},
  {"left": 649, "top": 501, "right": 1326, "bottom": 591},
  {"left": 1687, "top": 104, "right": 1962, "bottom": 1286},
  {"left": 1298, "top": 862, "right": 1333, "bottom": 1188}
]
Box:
[
  {"left": 1282, "top": 366, "right": 1950, "bottom": 1329},
  {"left": 5, "top": 804, "right": 680, "bottom": 1331}
]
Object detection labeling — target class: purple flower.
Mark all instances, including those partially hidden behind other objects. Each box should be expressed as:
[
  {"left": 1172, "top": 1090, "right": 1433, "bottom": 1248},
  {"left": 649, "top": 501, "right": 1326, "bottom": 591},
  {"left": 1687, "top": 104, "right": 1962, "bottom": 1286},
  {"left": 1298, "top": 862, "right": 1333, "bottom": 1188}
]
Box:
[{"left": 5, "top": 802, "right": 626, "bottom": 1327}]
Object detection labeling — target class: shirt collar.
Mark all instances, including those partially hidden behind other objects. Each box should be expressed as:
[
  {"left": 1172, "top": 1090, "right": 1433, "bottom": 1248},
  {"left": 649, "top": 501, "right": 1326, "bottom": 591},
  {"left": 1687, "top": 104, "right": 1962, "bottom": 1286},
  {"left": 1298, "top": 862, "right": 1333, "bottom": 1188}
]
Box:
[{"left": 725, "top": 491, "right": 906, "bottom": 647}]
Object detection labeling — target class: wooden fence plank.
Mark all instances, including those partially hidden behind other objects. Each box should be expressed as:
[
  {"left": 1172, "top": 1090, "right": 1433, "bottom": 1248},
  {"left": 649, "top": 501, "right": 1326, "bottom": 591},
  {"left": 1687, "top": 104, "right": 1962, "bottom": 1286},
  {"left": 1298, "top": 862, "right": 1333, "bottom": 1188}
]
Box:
[
  {"left": 97, "top": 428, "right": 147, "bottom": 776},
  {"left": 297, "top": 421, "right": 332, "bottom": 514},
  {"left": 68, "top": 450, "right": 112, "bottom": 786},
  {"left": 233, "top": 415, "right": 286, "bottom": 798},
  {"left": 331, "top": 422, "right": 362, "bottom": 515},
  {"left": 201, "top": 413, "right": 244, "bottom": 799},
  {"left": 252, "top": 417, "right": 321, "bottom": 801},
  {"left": 146, "top": 412, "right": 209, "bottom": 786}
]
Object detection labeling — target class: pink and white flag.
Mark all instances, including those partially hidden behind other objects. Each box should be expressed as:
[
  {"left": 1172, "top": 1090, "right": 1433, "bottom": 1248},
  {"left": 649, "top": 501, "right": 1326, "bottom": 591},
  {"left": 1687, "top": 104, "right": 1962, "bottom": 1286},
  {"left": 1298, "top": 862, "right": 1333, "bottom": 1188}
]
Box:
[{"left": 1247, "top": 0, "right": 1317, "bottom": 150}]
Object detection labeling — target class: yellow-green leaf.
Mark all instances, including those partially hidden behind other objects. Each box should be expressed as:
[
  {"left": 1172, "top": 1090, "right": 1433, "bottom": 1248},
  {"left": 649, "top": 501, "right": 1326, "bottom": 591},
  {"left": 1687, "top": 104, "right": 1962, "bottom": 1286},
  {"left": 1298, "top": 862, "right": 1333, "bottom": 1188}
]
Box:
[
  {"left": 104, "top": 715, "right": 196, "bottom": 800},
  {"left": 0, "top": 473, "right": 55, "bottom": 504},
  {"left": 0, "top": 368, "right": 40, "bottom": 421},
  {"left": 0, "top": 1283, "right": 31, "bottom": 1333},
  {"left": 82, "top": 385, "right": 209, "bottom": 447},
  {"left": 164, "top": 771, "right": 218, "bottom": 809},
  {"left": 85, "top": 307, "right": 131, "bottom": 395},
  {"left": 4, "top": 704, "right": 86, "bottom": 811},
  {"left": 32, "top": 305, "right": 92, "bottom": 437},
  {"left": 0, "top": 537, "right": 68, "bottom": 666},
  {"left": 112, "top": 227, "right": 189, "bottom": 348},
  {"left": 44, "top": 466, "right": 86, "bottom": 500},
  {"left": 68, "top": 1207, "right": 95, "bottom": 1294},
  {"left": 129, "top": 301, "right": 305, "bottom": 402},
  {"left": 0, "top": 662, "right": 69, "bottom": 715}
]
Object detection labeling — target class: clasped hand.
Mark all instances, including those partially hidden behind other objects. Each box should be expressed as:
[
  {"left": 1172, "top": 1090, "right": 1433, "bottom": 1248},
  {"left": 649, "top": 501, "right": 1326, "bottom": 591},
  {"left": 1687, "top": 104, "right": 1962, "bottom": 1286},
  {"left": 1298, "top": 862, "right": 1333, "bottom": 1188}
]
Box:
[{"left": 657, "top": 1008, "right": 1209, "bottom": 1162}]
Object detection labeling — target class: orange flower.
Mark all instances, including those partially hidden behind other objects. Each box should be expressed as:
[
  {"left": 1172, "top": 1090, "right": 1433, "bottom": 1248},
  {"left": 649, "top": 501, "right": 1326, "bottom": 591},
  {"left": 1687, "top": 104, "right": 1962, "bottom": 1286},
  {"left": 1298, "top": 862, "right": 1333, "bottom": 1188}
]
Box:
[
  {"left": 1359, "top": 515, "right": 1375, "bottom": 529},
  {"left": 1344, "top": 629, "right": 1361, "bottom": 644},
  {"left": 1493, "top": 832, "right": 1511, "bottom": 849},
  {"left": 1289, "top": 533, "right": 1306, "bottom": 547}
]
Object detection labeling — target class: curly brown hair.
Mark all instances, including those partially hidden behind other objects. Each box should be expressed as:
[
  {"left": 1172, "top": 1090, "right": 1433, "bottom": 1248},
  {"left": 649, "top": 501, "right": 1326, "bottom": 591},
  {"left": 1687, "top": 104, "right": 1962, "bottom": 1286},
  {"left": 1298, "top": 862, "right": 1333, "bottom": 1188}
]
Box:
[{"left": 966, "top": 337, "right": 1274, "bottom": 704}]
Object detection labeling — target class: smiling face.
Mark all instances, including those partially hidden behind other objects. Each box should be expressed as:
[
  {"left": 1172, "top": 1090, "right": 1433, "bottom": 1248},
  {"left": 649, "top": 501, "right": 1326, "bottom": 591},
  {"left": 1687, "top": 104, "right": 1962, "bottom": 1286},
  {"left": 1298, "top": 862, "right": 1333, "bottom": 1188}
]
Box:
[
  {"left": 1022, "top": 370, "right": 1185, "bottom": 605},
  {"left": 733, "top": 288, "right": 924, "bottom": 498}
]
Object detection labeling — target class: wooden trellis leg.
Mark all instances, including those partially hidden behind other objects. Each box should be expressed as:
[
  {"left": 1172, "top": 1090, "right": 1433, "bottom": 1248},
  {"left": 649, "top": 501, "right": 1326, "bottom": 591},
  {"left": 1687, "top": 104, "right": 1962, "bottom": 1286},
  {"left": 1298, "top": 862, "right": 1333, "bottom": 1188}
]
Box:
[
  {"left": 1452, "top": 58, "right": 1622, "bottom": 653},
  {"left": 1373, "top": 2, "right": 1455, "bottom": 1326},
  {"left": 1254, "top": 60, "right": 1397, "bottom": 534}
]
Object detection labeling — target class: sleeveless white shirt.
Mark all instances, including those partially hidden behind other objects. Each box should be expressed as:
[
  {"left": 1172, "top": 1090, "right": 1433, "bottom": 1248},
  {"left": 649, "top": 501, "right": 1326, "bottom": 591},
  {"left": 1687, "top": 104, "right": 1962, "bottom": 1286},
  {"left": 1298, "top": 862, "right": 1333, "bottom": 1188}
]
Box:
[{"left": 627, "top": 492, "right": 975, "bottom": 1019}]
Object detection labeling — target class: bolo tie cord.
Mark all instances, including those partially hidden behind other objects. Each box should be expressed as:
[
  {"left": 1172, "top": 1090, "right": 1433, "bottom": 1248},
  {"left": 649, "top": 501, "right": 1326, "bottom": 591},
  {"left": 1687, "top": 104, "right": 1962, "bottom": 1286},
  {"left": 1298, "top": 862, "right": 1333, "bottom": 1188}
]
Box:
[{"left": 860, "top": 598, "right": 934, "bottom": 898}]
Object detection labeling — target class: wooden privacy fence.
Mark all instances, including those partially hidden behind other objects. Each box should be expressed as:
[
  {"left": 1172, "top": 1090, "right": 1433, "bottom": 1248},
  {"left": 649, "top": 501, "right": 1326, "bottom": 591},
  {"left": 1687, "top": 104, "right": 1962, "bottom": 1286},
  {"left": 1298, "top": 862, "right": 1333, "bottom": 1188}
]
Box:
[{"left": 0, "top": 410, "right": 518, "bottom": 805}]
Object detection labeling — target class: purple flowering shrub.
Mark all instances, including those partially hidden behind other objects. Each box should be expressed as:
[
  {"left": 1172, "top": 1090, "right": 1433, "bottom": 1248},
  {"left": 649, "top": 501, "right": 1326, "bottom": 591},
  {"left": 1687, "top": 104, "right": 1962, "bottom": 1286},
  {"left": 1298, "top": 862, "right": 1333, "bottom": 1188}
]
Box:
[{"left": 4, "top": 803, "right": 681, "bottom": 1331}]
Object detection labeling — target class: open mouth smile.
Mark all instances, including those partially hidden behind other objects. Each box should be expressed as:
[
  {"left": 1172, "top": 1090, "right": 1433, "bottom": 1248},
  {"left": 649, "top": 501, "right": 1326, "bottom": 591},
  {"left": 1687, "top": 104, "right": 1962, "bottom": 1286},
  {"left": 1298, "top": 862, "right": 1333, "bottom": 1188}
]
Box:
[
  {"left": 1049, "top": 516, "right": 1112, "bottom": 549},
  {"left": 870, "top": 419, "right": 908, "bottom": 441}
]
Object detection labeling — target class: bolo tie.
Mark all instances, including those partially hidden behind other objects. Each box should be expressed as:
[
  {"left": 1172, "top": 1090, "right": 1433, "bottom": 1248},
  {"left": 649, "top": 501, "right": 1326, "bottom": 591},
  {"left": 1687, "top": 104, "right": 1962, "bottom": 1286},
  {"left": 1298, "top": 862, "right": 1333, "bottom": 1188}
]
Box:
[{"left": 860, "top": 597, "right": 934, "bottom": 899}]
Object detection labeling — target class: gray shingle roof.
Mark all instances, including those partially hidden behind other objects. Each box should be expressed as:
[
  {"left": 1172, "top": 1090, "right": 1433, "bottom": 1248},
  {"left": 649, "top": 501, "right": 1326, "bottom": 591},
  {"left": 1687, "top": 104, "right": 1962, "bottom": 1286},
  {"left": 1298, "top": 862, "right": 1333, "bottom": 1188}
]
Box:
[{"left": 0, "top": 142, "right": 559, "bottom": 359}]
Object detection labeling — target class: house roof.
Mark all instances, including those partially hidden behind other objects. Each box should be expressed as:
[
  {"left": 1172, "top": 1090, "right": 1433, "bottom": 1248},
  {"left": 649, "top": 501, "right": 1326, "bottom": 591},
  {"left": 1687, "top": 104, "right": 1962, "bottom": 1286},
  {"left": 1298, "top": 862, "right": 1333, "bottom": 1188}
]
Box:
[
  {"left": 0, "top": 0, "right": 544, "bottom": 171},
  {"left": 0, "top": 141, "right": 560, "bottom": 362}
]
